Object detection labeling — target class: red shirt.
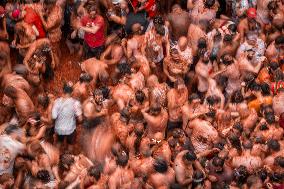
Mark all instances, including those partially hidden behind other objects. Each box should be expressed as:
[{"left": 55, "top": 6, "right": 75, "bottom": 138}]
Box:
[
  {"left": 81, "top": 15, "right": 105, "bottom": 48},
  {"left": 132, "top": 0, "right": 157, "bottom": 18},
  {"left": 24, "top": 7, "right": 45, "bottom": 39}
]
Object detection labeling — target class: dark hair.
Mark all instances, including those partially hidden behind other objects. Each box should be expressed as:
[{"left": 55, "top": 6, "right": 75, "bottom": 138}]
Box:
[
  {"left": 228, "top": 24, "right": 237, "bottom": 33},
  {"left": 197, "top": 38, "right": 207, "bottom": 49},
  {"left": 154, "top": 158, "right": 168, "bottom": 173},
  {"left": 269, "top": 172, "right": 283, "bottom": 182},
  {"left": 233, "top": 122, "right": 243, "bottom": 132},
  {"left": 265, "top": 112, "right": 275, "bottom": 124},
  {"left": 134, "top": 125, "right": 144, "bottom": 155},
  {"left": 193, "top": 170, "right": 205, "bottom": 184},
  {"left": 117, "top": 63, "right": 131, "bottom": 75},
  {"left": 4, "top": 124, "right": 18, "bottom": 135},
  {"left": 274, "top": 69, "right": 284, "bottom": 82},
  {"left": 116, "top": 153, "right": 129, "bottom": 167},
  {"left": 36, "top": 170, "right": 50, "bottom": 183},
  {"left": 223, "top": 34, "right": 233, "bottom": 43},
  {"left": 38, "top": 94, "right": 50, "bottom": 108},
  {"left": 100, "top": 86, "right": 110, "bottom": 99},
  {"left": 59, "top": 154, "right": 75, "bottom": 170},
  {"left": 189, "top": 93, "right": 200, "bottom": 102},
  {"left": 153, "top": 16, "right": 164, "bottom": 25},
  {"left": 4, "top": 86, "right": 17, "bottom": 99},
  {"left": 231, "top": 90, "right": 244, "bottom": 103},
  {"left": 79, "top": 73, "right": 93, "bottom": 83},
  {"left": 120, "top": 108, "right": 130, "bottom": 121},
  {"left": 63, "top": 83, "right": 73, "bottom": 94},
  {"left": 275, "top": 35, "right": 284, "bottom": 45},
  {"left": 258, "top": 169, "right": 267, "bottom": 181},
  {"left": 183, "top": 151, "right": 197, "bottom": 161},
  {"left": 135, "top": 90, "right": 145, "bottom": 104},
  {"left": 170, "top": 183, "right": 183, "bottom": 189},
  {"left": 261, "top": 83, "right": 271, "bottom": 96},
  {"left": 270, "top": 62, "right": 279, "bottom": 71},
  {"left": 206, "top": 96, "right": 216, "bottom": 106},
  {"left": 259, "top": 123, "right": 268, "bottom": 130},
  {"left": 221, "top": 54, "right": 233, "bottom": 65},
  {"left": 267, "top": 139, "right": 280, "bottom": 152},
  {"left": 275, "top": 156, "right": 284, "bottom": 168},
  {"left": 204, "top": 0, "right": 215, "bottom": 8},
  {"left": 229, "top": 133, "right": 242, "bottom": 151},
  {"left": 268, "top": 1, "right": 278, "bottom": 10},
  {"left": 212, "top": 156, "right": 224, "bottom": 167},
  {"left": 88, "top": 163, "right": 103, "bottom": 180},
  {"left": 155, "top": 25, "right": 165, "bottom": 36},
  {"left": 233, "top": 165, "right": 248, "bottom": 184}
]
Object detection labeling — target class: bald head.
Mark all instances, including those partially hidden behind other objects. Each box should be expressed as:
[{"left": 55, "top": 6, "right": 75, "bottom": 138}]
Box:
[{"left": 178, "top": 36, "right": 188, "bottom": 51}]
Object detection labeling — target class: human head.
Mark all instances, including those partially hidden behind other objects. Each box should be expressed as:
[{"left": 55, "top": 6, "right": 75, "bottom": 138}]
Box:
[
  {"left": 189, "top": 93, "right": 200, "bottom": 103},
  {"left": 116, "top": 151, "right": 129, "bottom": 167},
  {"left": 0, "top": 173, "right": 14, "bottom": 188},
  {"left": 183, "top": 151, "right": 197, "bottom": 163},
  {"left": 93, "top": 89, "right": 103, "bottom": 105},
  {"left": 153, "top": 158, "right": 168, "bottom": 173},
  {"left": 59, "top": 154, "right": 75, "bottom": 170},
  {"left": 63, "top": 82, "right": 73, "bottom": 94},
  {"left": 231, "top": 90, "right": 244, "bottom": 104},
  {"left": 38, "top": 94, "right": 50, "bottom": 108},
  {"left": 149, "top": 105, "right": 161, "bottom": 116},
  {"left": 275, "top": 35, "right": 284, "bottom": 50},
  {"left": 212, "top": 156, "right": 225, "bottom": 173},
  {"left": 100, "top": 86, "right": 110, "bottom": 99},
  {"left": 88, "top": 162, "right": 103, "bottom": 181},
  {"left": 221, "top": 54, "right": 233, "bottom": 65},
  {"left": 120, "top": 108, "right": 130, "bottom": 122},
  {"left": 135, "top": 90, "right": 146, "bottom": 104},
  {"left": 132, "top": 23, "right": 143, "bottom": 35},
  {"left": 79, "top": 73, "right": 93, "bottom": 83},
  {"left": 36, "top": 170, "right": 50, "bottom": 184},
  {"left": 267, "top": 139, "right": 280, "bottom": 152},
  {"left": 233, "top": 165, "right": 248, "bottom": 184},
  {"left": 4, "top": 86, "right": 17, "bottom": 99},
  {"left": 204, "top": 0, "right": 215, "bottom": 8}
]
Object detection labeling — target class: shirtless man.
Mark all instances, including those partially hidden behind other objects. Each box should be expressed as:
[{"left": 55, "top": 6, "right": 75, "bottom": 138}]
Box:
[
  {"left": 174, "top": 150, "right": 205, "bottom": 187},
  {"left": 38, "top": 92, "right": 55, "bottom": 126},
  {"left": 273, "top": 88, "right": 284, "bottom": 116},
  {"left": 146, "top": 158, "right": 175, "bottom": 189},
  {"left": 266, "top": 35, "right": 284, "bottom": 61},
  {"left": 72, "top": 73, "right": 93, "bottom": 102},
  {"left": 187, "top": 22, "right": 207, "bottom": 57},
  {"left": 23, "top": 38, "right": 55, "bottom": 87},
  {"left": 80, "top": 58, "right": 109, "bottom": 88},
  {"left": 146, "top": 75, "right": 169, "bottom": 107},
  {"left": 167, "top": 80, "right": 188, "bottom": 135},
  {"left": 37, "top": 0, "right": 63, "bottom": 67},
  {"left": 0, "top": 42, "right": 11, "bottom": 80},
  {"left": 175, "top": 36, "right": 193, "bottom": 67},
  {"left": 3, "top": 86, "right": 35, "bottom": 126},
  {"left": 126, "top": 23, "right": 145, "bottom": 59},
  {"left": 142, "top": 105, "right": 168, "bottom": 139},
  {"left": 184, "top": 118, "right": 219, "bottom": 154},
  {"left": 112, "top": 83, "right": 134, "bottom": 110}
]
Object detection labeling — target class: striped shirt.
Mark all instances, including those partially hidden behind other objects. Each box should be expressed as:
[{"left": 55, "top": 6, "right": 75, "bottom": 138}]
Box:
[{"left": 52, "top": 97, "right": 82, "bottom": 135}]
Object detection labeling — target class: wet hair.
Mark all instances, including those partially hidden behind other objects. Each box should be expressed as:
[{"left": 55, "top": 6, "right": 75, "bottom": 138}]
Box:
[
  {"left": 0, "top": 173, "right": 13, "bottom": 185},
  {"left": 36, "top": 170, "right": 50, "bottom": 184},
  {"left": 100, "top": 86, "right": 110, "bottom": 99},
  {"left": 197, "top": 38, "right": 207, "bottom": 49},
  {"left": 274, "top": 69, "right": 284, "bottom": 81},
  {"left": 270, "top": 172, "right": 283, "bottom": 182},
  {"left": 268, "top": 1, "right": 278, "bottom": 10},
  {"left": 221, "top": 54, "right": 233, "bottom": 65},
  {"left": 228, "top": 24, "right": 237, "bottom": 33},
  {"left": 192, "top": 170, "right": 205, "bottom": 185},
  {"left": 233, "top": 165, "right": 248, "bottom": 184},
  {"left": 249, "top": 81, "right": 261, "bottom": 91},
  {"left": 214, "top": 140, "right": 225, "bottom": 150},
  {"left": 117, "top": 62, "right": 131, "bottom": 75},
  {"left": 204, "top": 0, "right": 215, "bottom": 8},
  {"left": 170, "top": 183, "right": 183, "bottom": 189},
  {"left": 258, "top": 169, "right": 268, "bottom": 181},
  {"left": 270, "top": 61, "right": 279, "bottom": 71},
  {"left": 212, "top": 156, "right": 225, "bottom": 167},
  {"left": 259, "top": 123, "right": 268, "bottom": 130},
  {"left": 206, "top": 96, "right": 216, "bottom": 106},
  {"left": 4, "top": 124, "right": 19, "bottom": 135},
  {"left": 88, "top": 163, "right": 103, "bottom": 180},
  {"left": 38, "top": 94, "right": 50, "bottom": 108},
  {"left": 4, "top": 86, "right": 17, "bottom": 99},
  {"left": 150, "top": 105, "right": 162, "bottom": 115},
  {"left": 120, "top": 108, "right": 130, "bottom": 121},
  {"left": 135, "top": 90, "right": 146, "bottom": 104},
  {"left": 116, "top": 152, "right": 129, "bottom": 167},
  {"left": 63, "top": 83, "right": 73, "bottom": 94},
  {"left": 267, "top": 139, "right": 280, "bottom": 152},
  {"left": 231, "top": 90, "right": 244, "bottom": 103},
  {"left": 243, "top": 72, "right": 256, "bottom": 87},
  {"left": 156, "top": 25, "right": 165, "bottom": 36},
  {"left": 153, "top": 16, "right": 164, "bottom": 25},
  {"left": 183, "top": 151, "right": 197, "bottom": 161},
  {"left": 261, "top": 83, "right": 271, "bottom": 96},
  {"left": 265, "top": 112, "right": 275, "bottom": 124},
  {"left": 243, "top": 140, "right": 253, "bottom": 149},
  {"left": 172, "top": 129, "right": 184, "bottom": 138},
  {"left": 275, "top": 156, "right": 284, "bottom": 168},
  {"left": 233, "top": 122, "right": 243, "bottom": 133},
  {"left": 275, "top": 35, "right": 284, "bottom": 45},
  {"left": 79, "top": 73, "right": 93, "bottom": 83},
  {"left": 229, "top": 133, "right": 242, "bottom": 151},
  {"left": 206, "top": 109, "right": 216, "bottom": 118},
  {"left": 59, "top": 154, "right": 75, "bottom": 170},
  {"left": 223, "top": 34, "right": 233, "bottom": 42},
  {"left": 154, "top": 158, "right": 168, "bottom": 173},
  {"left": 189, "top": 93, "right": 200, "bottom": 102}
]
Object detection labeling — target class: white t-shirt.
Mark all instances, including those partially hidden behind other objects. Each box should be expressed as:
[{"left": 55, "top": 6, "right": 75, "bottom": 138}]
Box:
[{"left": 0, "top": 135, "right": 25, "bottom": 175}]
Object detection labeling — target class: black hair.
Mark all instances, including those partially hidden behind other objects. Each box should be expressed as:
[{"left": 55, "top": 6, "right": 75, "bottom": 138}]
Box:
[
  {"left": 223, "top": 34, "right": 233, "bottom": 42},
  {"left": 231, "top": 90, "right": 244, "bottom": 103},
  {"left": 233, "top": 122, "right": 243, "bottom": 133},
  {"left": 212, "top": 156, "right": 224, "bottom": 167},
  {"left": 100, "top": 86, "right": 110, "bottom": 99},
  {"left": 249, "top": 81, "right": 261, "bottom": 91},
  {"left": 154, "top": 158, "right": 168, "bottom": 173},
  {"left": 36, "top": 170, "right": 50, "bottom": 184},
  {"left": 275, "top": 156, "right": 284, "bottom": 168},
  {"left": 270, "top": 62, "right": 279, "bottom": 71},
  {"left": 268, "top": 1, "right": 278, "bottom": 10},
  {"left": 261, "top": 83, "right": 271, "bottom": 96},
  {"left": 206, "top": 109, "right": 216, "bottom": 118},
  {"left": 63, "top": 83, "right": 73, "bottom": 94},
  {"left": 206, "top": 96, "right": 216, "bottom": 106},
  {"left": 269, "top": 172, "right": 283, "bottom": 182},
  {"left": 265, "top": 112, "right": 275, "bottom": 124},
  {"left": 79, "top": 73, "right": 93, "bottom": 83},
  {"left": 135, "top": 90, "right": 146, "bottom": 104},
  {"left": 228, "top": 24, "right": 237, "bottom": 33},
  {"left": 134, "top": 126, "right": 144, "bottom": 155},
  {"left": 275, "top": 35, "right": 284, "bottom": 45},
  {"left": 4, "top": 86, "right": 17, "bottom": 99},
  {"left": 170, "top": 183, "right": 183, "bottom": 189},
  {"left": 38, "top": 94, "right": 50, "bottom": 109},
  {"left": 274, "top": 69, "right": 284, "bottom": 82},
  {"left": 204, "top": 0, "right": 215, "bottom": 8},
  {"left": 88, "top": 163, "right": 103, "bottom": 180},
  {"left": 183, "top": 151, "right": 197, "bottom": 161},
  {"left": 229, "top": 133, "right": 242, "bottom": 151},
  {"left": 267, "top": 139, "right": 280, "bottom": 152},
  {"left": 258, "top": 169, "right": 268, "bottom": 181},
  {"left": 116, "top": 152, "right": 129, "bottom": 167},
  {"left": 117, "top": 62, "right": 131, "bottom": 75},
  {"left": 192, "top": 170, "right": 205, "bottom": 185},
  {"left": 153, "top": 16, "right": 164, "bottom": 25},
  {"left": 233, "top": 165, "right": 248, "bottom": 184},
  {"left": 4, "top": 124, "right": 19, "bottom": 135},
  {"left": 259, "top": 123, "right": 268, "bottom": 130},
  {"left": 197, "top": 38, "right": 207, "bottom": 49},
  {"left": 120, "top": 108, "right": 130, "bottom": 121}
]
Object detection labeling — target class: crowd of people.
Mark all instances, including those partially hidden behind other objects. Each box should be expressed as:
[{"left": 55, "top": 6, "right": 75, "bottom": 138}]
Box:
[{"left": 0, "top": 0, "right": 284, "bottom": 188}]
